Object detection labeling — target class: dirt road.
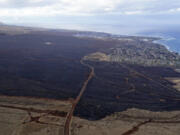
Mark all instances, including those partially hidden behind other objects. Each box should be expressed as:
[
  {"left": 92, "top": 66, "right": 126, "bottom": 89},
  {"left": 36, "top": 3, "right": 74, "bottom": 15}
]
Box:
[{"left": 64, "top": 59, "right": 95, "bottom": 135}]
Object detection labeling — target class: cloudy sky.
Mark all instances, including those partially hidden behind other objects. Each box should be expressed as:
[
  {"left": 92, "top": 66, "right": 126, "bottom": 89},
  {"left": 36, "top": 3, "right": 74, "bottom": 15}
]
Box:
[{"left": 0, "top": 0, "right": 180, "bottom": 34}]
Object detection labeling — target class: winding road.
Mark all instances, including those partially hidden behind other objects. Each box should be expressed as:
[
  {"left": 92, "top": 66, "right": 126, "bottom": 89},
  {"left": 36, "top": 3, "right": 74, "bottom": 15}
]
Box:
[{"left": 64, "top": 59, "right": 95, "bottom": 135}]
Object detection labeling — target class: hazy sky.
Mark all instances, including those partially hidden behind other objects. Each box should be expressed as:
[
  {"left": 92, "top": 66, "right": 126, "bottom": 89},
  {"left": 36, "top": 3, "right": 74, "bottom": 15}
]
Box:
[{"left": 0, "top": 0, "right": 180, "bottom": 34}]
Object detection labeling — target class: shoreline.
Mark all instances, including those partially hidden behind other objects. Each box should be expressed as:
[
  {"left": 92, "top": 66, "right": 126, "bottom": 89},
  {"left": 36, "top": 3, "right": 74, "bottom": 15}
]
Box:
[
  {"left": 153, "top": 40, "right": 171, "bottom": 51},
  {"left": 136, "top": 33, "right": 179, "bottom": 55},
  {"left": 152, "top": 37, "right": 180, "bottom": 54}
]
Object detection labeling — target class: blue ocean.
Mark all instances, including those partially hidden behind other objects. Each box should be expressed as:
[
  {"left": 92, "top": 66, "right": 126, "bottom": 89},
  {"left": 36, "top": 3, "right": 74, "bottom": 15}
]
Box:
[
  {"left": 140, "top": 31, "right": 180, "bottom": 54},
  {"left": 156, "top": 34, "right": 180, "bottom": 54}
]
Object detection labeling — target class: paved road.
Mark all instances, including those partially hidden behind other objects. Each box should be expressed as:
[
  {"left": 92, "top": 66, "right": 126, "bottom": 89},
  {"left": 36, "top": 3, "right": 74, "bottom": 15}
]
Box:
[{"left": 63, "top": 59, "right": 95, "bottom": 135}]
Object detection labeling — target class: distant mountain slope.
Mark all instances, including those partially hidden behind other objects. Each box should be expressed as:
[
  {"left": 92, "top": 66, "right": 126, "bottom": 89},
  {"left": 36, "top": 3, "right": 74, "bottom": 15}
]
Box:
[{"left": 0, "top": 23, "right": 45, "bottom": 35}]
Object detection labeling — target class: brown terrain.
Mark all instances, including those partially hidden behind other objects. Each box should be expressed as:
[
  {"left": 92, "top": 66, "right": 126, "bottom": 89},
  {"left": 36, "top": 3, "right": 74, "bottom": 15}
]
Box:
[
  {"left": 83, "top": 52, "right": 110, "bottom": 62},
  {"left": 0, "top": 95, "right": 71, "bottom": 135},
  {"left": 0, "top": 95, "right": 180, "bottom": 135}
]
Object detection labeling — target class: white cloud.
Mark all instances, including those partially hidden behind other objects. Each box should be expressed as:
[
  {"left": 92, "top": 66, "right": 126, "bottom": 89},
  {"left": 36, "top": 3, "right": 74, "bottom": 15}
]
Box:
[
  {"left": 28, "top": 0, "right": 44, "bottom": 3},
  {"left": 168, "top": 8, "right": 180, "bottom": 13},
  {"left": 0, "top": 0, "right": 7, "bottom": 2},
  {"left": 124, "top": 11, "right": 143, "bottom": 15},
  {"left": 0, "top": 0, "right": 180, "bottom": 17}
]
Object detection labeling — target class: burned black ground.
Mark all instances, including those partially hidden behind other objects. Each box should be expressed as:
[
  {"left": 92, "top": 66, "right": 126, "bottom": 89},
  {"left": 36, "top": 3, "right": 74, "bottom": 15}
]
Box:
[{"left": 0, "top": 30, "right": 180, "bottom": 120}]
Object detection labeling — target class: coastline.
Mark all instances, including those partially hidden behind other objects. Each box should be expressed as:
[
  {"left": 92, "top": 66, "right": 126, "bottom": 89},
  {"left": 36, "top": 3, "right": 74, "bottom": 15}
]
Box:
[
  {"left": 153, "top": 39, "right": 171, "bottom": 51},
  {"left": 153, "top": 38, "right": 180, "bottom": 55},
  {"left": 135, "top": 32, "right": 179, "bottom": 55}
]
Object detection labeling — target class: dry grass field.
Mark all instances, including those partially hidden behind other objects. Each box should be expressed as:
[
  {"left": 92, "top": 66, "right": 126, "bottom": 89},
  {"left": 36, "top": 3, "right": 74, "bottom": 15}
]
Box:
[{"left": 0, "top": 95, "right": 180, "bottom": 135}]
